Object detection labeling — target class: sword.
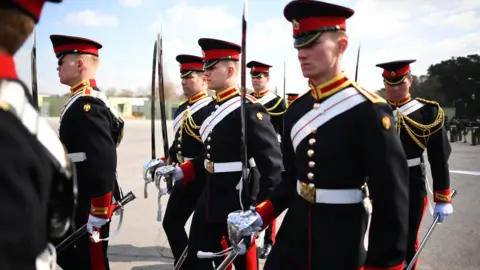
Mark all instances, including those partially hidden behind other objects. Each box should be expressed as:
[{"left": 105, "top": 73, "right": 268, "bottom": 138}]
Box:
[
  {"left": 55, "top": 191, "right": 136, "bottom": 253},
  {"left": 354, "top": 41, "right": 361, "bottom": 82},
  {"left": 214, "top": 1, "right": 252, "bottom": 268},
  {"left": 405, "top": 189, "right": 457, "bottom": 270},
  {"left": 31, "top": 28, "right": 38, "bottom": 110},
  {"left": 156, "top": 23, "right": 173, "bottom": 193},
  {"left": 145, "top": 40, "right": 158, "bottom": 199}
]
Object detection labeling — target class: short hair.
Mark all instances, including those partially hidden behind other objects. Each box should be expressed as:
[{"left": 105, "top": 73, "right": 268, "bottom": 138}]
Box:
[{"left": 0, "top": 10, "right": 35, "bottom": 54}]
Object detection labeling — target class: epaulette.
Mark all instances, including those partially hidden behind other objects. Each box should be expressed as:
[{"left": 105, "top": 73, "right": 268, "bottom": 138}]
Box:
[
  {"left": 245, "top": 94, "right": 258, "bottom": 103},
  {"left": 178, "top": 100, "right": 187, "bottom": 107},
  {"left": 416, "top": 97, "right": 439, "bottom": 106},
  {"left": 352, "top": 83, "right": 386, "bottom": 104}
]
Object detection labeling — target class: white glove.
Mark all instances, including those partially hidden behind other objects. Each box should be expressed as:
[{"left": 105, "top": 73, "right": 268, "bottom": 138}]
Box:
[
  {"left": 434, "top": 203, "right": 453, "bottom": 223},
  {"left": 87, "top": 214, "right": 109, "bottom": 234},
  {"left": 143, "top": 158, "right": 165, "bottom": 182}
]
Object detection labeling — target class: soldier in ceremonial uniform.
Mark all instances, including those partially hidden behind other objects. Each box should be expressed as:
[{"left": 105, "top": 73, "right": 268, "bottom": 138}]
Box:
[
  {"left": 246, "top": 60, "right": 286, "bottom": 258},
  {"left": 376, "top": 59, "right": 454, "bottom": 269},
  {"left": 49, "top": 34, "right": 124, "bottom": 270},
  {"left": 144, "top": 54, "right": 214, "bottom": 268},
  {"left": 286, "top": 93, "right": 299, "bottom": 107},
  {"left": 0, "top": 1, "right": 76, "bottom": 269},
  {"left": 227, "top": 1, "right": 410, "bottom": 269},
  {"left": 157, "top": 38, "right": 283, "bottom": 269}
]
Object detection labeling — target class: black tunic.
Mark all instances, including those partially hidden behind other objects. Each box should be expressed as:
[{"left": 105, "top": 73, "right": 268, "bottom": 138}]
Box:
[
  {"left": 179, "top": 87, "right": 284, "bottom": 222},
  {"left": 257, "top": 74, "right": 410, "bottom": 270}
]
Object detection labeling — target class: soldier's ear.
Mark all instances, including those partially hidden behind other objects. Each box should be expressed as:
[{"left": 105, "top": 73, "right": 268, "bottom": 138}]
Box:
[{"left": 77, "top": 58, "right": 84, "bottom": 69}]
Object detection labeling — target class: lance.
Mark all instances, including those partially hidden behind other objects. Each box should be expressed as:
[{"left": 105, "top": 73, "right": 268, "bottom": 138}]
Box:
[
  {"left": 354, "top": 41, "right": 361, "bottom": 82},
  {"left": 144, "top": 40, "right": 158, "bottom": 199},
  {"left": 31, "top": 28, "right": 38, "bottom": 109},
  {"left": 156, "top": 24, "right": 173, "bottom": 192},
  {"left": 282, "top": 59, "right": 286, "bottom": 136},
  {"left": 55, "top": 191, "right": 136, "bottom": 253}
]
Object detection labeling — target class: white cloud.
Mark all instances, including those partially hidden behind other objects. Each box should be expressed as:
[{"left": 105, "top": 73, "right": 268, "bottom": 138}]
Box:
[
  {"left": 65, "top": 10, "right": 119, "bottom": 27},
  {"left": 119, "top": 0, "right": 143, "bottom": 7}
]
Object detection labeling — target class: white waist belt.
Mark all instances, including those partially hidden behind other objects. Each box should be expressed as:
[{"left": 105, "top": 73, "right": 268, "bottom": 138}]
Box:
[
  {"left": 68, "top": 152, "right": 87, "bottom": 163},
  {"left": 204, "top": 158, "right": 256, "bottom": 173},
  {"left": 296, "top": 180, "right": 364, "bottom": 204},
  {"left": 407, "top": 157, "right": 421, "bottom": 167},
  {"left": 184, "top": 157, "right": 193, "bottom": 161}
]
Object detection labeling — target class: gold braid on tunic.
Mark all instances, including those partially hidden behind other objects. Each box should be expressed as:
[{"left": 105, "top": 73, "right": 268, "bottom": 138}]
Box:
[
  {"left": 395, "top": 98, "right": 445, "bottom": 150},
  {"left": 180, "top": 107, "right": 202, "bottom": 143}
]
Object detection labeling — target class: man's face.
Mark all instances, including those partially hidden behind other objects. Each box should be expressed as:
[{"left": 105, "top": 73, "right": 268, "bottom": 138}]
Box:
[
  {"left": 297, "top": 32, "right": 342, "bottom": 80},
  {"left": 384, "top": 77, "right": 412, "bottom": 102},
  {"left": 251, "top": 73, "right": 269, "bottom": 91},
  {"left": 57, "top": 54, "right": 80, "bottom": 86},
  {"left": 204, "top": 62, "right": 230, "bottom": 90},
  {"left": 181, "top": 72, "right": 206, "bottom": 98}
]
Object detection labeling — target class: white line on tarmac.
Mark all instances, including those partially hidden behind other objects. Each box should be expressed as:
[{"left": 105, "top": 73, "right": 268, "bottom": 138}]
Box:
[{"left": 450, "top": 170, "right": 480, "bottom": 176}]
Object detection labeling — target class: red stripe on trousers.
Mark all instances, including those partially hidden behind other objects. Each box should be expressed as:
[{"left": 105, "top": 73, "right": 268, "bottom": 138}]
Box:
[{"left": 89, "top": 228, "right": 106, "bottom": 270}]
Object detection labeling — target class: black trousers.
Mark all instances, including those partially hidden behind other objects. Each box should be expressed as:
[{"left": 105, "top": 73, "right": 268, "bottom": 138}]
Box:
[
  {"left": 54, "top": 216, "right": 111, "bottom": 270},
  {"left": 405, "top": 195, "right": 428, "bottom": 270},
  {"left": 181, "top": 196, "right": 258, "bottom": 270},
  {"left": 162, "top": 180, "right": 203, "bottom": 266},
  {"left": 263, "top": 219, "right": 277, "bottom": 246}
]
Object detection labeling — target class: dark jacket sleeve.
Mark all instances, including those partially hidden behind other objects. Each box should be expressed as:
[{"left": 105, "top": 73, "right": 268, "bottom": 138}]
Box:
[
  {"left": 256, "top": 105, "right": 298, "bottom": 226},
  {"left": 363, "top": 102, "right": 409, "bottom": 269},
  {"left": 247, "top": 103, "right": 284, "bottom": 203},
  {"left": 64, "top": 97, "right": 117, "bottom": 219},
  {"left": 0, "top": 116, "right": 48, "bottom": 270},
  {"left": 425, "top": 105, "right": 452, "bottom": 202},
  {"left": 267, "top": 97, "right": 287, "bottom": 136}
]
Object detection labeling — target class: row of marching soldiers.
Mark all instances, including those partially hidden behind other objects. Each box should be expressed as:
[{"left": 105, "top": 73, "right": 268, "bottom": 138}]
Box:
[
  {"left": 0, "top": 1, "right": 454, "bottom": 270},
  {"left": 145, "top": 1, "right": 455, "bottom": 270}
]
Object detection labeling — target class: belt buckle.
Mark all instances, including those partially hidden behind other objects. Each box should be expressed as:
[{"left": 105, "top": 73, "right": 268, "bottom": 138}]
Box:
[
  {"left": 300, "top": 182, "right": 315, "bottom": 203},
  {"left": 206, "top": 159, "right": 214, "bottom": 174},
  {"left": 177, "top": 153, "right": 184, "bottom": 163}
]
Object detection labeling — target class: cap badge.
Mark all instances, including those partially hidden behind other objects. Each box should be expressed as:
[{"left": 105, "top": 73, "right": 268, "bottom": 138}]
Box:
[{"left": 390, "top": 71, "right": 396, "bottom": 76}]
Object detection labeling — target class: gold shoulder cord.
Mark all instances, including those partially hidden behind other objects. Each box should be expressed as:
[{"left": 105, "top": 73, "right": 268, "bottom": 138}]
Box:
[
  {"left": 396, "top": 98, "right": 445, "bottom": 149},
  {"left": 181, "top": 107, "right": 202, "bottom": 143}
]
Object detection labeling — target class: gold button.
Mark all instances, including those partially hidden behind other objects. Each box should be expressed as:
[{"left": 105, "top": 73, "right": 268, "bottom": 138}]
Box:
[
  {"left": 307, "top": 172, "right": 315, "bottom": 180},
  {"left": 309, "top": 138, "right": 316, "bottom": 145},
  {"left": 207, "top": 145, "right": 211, "bottom": 150},
  {"left": 179, "top": 130, "right": 183, "bottom": 135},
  {"left": 313, "top": 103, "right": 320, "bottom": 109},
  {"left": 178, "top": 150, "right": 182, "bottom": 155},
  {"left": 311, "top": 129, "right": 317, "bottom": 134},
  {"left": 309, "top": 161, "right": 315, "bottom": 168},
  {"left": 307, "top": 149, "right": 314, "bottom": 157},
  {"left": 207, "top": 153, "right": 211, "bottom": 159},
  {"left": 178, "top": 137, "right": 182, "bottom": 142},
  {"left": 207, "top": 137, "right": 211, "bottom": 141},
  {"left": 177, "top": 144, "right": 181, "bottom": 148}
]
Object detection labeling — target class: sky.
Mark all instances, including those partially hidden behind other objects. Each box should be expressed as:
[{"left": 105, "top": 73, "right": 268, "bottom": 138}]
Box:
[{"left": 13, "top": 0, "right": 480, "bottom": 98}]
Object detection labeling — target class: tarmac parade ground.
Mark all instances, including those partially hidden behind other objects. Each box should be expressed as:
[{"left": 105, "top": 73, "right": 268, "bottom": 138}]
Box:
[{"left": 48, "top": 119, "right": 480, "bottom": 270}]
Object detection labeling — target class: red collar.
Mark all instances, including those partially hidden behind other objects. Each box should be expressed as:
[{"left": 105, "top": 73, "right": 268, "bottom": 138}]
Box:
[
  {"left": 70, "top": 79, "right": 97, "bottom": 95},
  {"left": 188, "top": 90, "right": 208, "bottom": 104},
  {"left": 253, "top": 89, "right": 269, "bottom": 98},
  {"left": 309, "top": 73, "right": 351, "bottom": 100},
  {"left": 388, "top": 95, "right": 411, "bottom": 107},
  {"left": 217, "top": 87, "right": 239, "bottom": 103},
  {"left": 0, "top": 54, "right": 18, "bottom": 80}
]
